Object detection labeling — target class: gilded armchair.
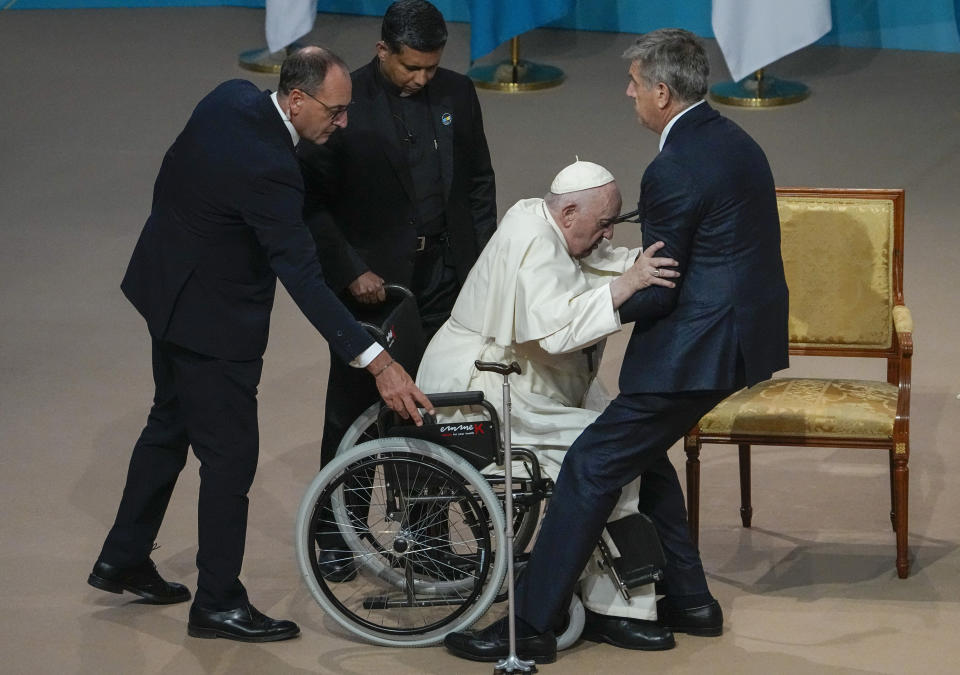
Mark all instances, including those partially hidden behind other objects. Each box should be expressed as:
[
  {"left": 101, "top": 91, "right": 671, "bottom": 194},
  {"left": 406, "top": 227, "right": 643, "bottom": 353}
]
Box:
[{"left": 683, "top": 187, "right": 913, "bottom": 578}]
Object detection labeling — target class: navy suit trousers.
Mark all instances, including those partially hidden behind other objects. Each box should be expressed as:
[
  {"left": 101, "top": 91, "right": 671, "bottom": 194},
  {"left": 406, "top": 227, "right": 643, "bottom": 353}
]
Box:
[
  {"left": 99, "top": 338, "right": 263, "bottom": 610},
  {"left": 517, "top": 389, "right": 731, "bottom": 632}
]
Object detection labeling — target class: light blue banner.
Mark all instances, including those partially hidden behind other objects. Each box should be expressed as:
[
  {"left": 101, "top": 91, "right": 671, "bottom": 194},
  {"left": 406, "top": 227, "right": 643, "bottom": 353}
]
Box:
[
  {"left": 466, "top": 1, "right": 574, "bottom": 61},
  {"left": 6, "top": 0, "right": 960, "bottom": 54}
]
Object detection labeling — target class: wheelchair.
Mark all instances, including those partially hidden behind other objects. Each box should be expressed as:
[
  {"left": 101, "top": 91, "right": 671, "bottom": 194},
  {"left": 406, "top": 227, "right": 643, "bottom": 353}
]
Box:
[
  {"left": 294, "top": 289, "right": 661, "bottom": 650},
  {"left": 294, "top": 388, "right": 587, "bottom": 648}
]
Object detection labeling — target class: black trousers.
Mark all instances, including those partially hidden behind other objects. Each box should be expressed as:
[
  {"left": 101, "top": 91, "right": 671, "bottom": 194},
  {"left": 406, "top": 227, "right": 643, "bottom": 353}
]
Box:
[
  {"left": 319, "top": 243, "right": 457, "bottom": 464},
  {"left": 516, "top": 389, "right": 732, "bottom": 632},
  {"left": 98, "top": 338, "right": 263, "bottom": 610}
]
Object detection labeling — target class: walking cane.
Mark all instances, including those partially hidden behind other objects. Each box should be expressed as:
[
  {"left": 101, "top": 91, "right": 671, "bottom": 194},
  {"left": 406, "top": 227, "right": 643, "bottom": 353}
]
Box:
[{"left": 474, "top": 360, "right": 536, "bottom": 674}]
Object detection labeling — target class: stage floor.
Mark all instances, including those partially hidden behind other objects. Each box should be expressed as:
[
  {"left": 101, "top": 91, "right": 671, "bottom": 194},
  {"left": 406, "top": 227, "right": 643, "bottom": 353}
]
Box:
[{"left": 2, "top": 7, "right": 959, "bottom": 674}]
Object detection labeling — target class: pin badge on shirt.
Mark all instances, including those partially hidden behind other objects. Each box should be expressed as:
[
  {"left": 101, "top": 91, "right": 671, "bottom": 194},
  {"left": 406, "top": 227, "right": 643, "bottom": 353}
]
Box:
[{"left": 441, "top": 113, "right": 452, "bottom": 126}]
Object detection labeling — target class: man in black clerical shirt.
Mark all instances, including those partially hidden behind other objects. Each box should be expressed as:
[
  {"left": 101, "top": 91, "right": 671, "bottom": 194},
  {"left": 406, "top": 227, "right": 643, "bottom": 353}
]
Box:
[{"left": 298, "top": 0, "right": 497, "bottom": 545}]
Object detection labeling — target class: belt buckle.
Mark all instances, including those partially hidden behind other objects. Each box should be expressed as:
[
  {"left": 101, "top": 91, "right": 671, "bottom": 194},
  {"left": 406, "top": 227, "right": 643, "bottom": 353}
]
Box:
[{"left": 416, "top": 235, "right": 426, "bottom": 252}]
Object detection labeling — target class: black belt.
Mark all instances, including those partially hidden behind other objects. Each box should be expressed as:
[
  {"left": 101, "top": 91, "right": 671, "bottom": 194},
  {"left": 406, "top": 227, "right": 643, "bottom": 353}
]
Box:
[{"left": 415, "top": 232, "right": 448, "bottom": 252}]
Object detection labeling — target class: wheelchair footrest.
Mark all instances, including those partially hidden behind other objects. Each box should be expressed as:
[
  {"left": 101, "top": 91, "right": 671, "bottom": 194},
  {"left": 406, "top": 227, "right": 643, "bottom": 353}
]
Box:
[
  {"left": 611, "top": 560, "right": 663, "bottom": 588},
  {"left": 602, "top": 513, "right": 667, "bottom": 591}
]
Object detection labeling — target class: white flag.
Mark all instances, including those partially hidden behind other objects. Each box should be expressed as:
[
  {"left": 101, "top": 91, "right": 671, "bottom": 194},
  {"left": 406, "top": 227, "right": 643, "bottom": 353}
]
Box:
[
  {"left": 712, "top": 0, "right": 832, "bottom": 82},
  {"left": 265, "top": 0, "right": 316, "bottom": 54}
]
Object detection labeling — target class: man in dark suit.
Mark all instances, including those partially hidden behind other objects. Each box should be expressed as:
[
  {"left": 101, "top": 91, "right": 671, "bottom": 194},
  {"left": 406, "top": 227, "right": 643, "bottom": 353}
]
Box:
[
  {"left": 444, "top": 29, "right": 789, "bottom": 663},
  {"left": 298, "top": 0, "right": 497, "bottom": 485},
  {"left": 86, "top": 47, "right": 432, "bottom": 643}
]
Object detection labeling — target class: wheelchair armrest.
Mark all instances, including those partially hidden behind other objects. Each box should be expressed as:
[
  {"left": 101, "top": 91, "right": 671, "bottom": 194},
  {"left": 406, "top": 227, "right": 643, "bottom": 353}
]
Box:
[{"left": 424, "top": 390, "right": 487, "bottom": 408}]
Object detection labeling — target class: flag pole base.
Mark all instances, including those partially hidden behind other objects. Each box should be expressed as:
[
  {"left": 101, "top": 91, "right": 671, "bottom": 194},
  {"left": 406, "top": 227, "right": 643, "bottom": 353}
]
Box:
[
  {"left": 710, "top": 69, "right": 810, "bottom": 107},
  {"left": 468, "top": 37, "right": 564, "bottom": 93},
  {"left": 238, "top": 43, "right": 305, "bottom": 74}
]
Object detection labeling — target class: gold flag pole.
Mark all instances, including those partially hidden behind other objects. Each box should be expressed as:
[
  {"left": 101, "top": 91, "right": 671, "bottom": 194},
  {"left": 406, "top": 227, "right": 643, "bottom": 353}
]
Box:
[
  {"left": 238, "top": 43, "right": 305, "bottom": 74},
  {"left": 710, "top": 68, "right": 810, "bottom": 107},
  {"left": 467, "top": 35, "right": 564, "bottom": 92}
]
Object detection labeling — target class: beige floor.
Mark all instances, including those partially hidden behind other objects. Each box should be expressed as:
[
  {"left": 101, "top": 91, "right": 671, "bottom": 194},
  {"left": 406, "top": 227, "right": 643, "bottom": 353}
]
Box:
[{"left": 2, "top": 7, "right": 959, "bottom": 674}]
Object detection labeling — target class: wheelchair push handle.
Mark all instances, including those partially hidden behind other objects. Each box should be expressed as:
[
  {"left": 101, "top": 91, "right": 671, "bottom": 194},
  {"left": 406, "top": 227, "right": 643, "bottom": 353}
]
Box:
[
  {"left": 474, "top": 360, "right": 522, "bottom": 376},
  {"left": 381, "top": 283, "right": 415, "bottom": 301}
]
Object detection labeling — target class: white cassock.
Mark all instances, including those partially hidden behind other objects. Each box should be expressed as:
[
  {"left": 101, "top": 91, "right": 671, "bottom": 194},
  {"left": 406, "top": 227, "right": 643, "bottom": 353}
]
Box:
[{"left": 417, "top": 197, "right": 656, "bottom": 620}]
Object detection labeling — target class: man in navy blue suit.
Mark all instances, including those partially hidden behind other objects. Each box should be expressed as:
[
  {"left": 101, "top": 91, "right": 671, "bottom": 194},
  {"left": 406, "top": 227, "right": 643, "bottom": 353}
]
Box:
[
  {"left": 87, "top": 47, "right": 432, "bottom": 643},
  {"left": 445, "top": 29, "right": 789, "bottom": 663}
]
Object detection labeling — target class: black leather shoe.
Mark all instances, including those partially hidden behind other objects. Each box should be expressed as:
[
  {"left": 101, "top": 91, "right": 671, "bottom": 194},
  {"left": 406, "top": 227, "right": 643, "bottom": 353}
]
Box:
[
  {"left": 88, "top": 559, "right": 191, "bottom": 605},
  {"left": 188, "top": 603, "right": 300, "bottom": 642},
  {"left": 581, "top": 608, "right": 676, "bottom": 650},
  {"left": 656, "top": 598, "right": 723, "bottom": 637},
  {"left": 315, "top": 549, "right": 358, "bottom": 583},
  {"left": 444, "top": 617, "right": 556, "bottom": 664}
]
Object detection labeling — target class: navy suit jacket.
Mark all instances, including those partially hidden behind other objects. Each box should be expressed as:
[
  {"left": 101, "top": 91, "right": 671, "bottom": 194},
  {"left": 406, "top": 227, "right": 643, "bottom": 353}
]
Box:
[
  {"left": 619, "top": 102, "right": 789, "bottom": 393},
  {"left": 298, "top": 59, "right": 497, "bottom": 292},
  {"left": 121, "top": 79, "right": 374, "bottom": 363}
]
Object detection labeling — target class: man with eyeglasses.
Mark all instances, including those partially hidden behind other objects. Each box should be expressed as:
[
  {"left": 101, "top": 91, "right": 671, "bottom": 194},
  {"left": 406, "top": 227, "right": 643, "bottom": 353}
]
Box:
[
  {"left": 87, "top": 46, "right": 432, "bottom": 643},
  {"left": 298, "top": 0, "right": 497, "bottom": 579}
]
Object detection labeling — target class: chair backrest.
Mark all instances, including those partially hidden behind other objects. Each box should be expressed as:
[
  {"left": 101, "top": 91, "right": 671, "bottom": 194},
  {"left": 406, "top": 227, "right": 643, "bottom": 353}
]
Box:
[{"left": 776, "top": 187, "right": 905, "bottom": 358}]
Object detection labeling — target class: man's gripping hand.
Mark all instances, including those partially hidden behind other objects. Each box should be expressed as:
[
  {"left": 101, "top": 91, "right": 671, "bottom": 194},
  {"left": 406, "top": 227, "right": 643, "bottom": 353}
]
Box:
[
  {"left": 367, "top": 352, "right": 434, "bottom": 425},
  {"left": 348, "top": 270, "right": 387, "bottom": 304}
]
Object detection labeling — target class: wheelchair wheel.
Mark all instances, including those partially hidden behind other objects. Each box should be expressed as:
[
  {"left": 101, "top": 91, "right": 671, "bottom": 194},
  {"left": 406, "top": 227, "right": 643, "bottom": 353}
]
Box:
[
  {"left": 296, "top": 437, "right": 507, "bottom": 647},
  {"left": 336, "top": 403, "right": 542, "bottom": 555},
  {"left": 489, "top": 472, "right": 542, "bottom": 554},
  {"left": 336, "top": 401, "right": 382, "bottom": 454},
  {"left": 556, "top": 594, "right": 585, "bottom": 651}
]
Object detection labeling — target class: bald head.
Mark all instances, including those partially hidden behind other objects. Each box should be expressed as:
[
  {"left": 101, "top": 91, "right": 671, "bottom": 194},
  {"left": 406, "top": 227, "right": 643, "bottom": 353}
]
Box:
[{"left": 278, "top": 46, "right": 348, "bottom": 97}]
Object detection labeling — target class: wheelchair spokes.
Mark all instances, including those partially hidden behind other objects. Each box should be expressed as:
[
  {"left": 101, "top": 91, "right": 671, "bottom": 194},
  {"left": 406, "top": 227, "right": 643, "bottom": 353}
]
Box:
[{"left": 296, "top": 440, "right": 507, "bottom": 645}]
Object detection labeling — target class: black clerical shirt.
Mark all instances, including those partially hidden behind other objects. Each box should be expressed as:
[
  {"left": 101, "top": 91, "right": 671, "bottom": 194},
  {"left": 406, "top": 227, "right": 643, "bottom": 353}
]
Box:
[{"left": 378, "top": 68, "right": 446, "bottom": 235}]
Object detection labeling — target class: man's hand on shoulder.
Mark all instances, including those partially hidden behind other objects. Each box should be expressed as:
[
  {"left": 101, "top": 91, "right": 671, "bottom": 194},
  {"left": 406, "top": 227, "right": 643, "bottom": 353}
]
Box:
[
  {"left": 367, "top": 352, "right": 434, "bottom": 426},
  {"left": 348, "top": 270, "right": 387, "bottom": 304}
]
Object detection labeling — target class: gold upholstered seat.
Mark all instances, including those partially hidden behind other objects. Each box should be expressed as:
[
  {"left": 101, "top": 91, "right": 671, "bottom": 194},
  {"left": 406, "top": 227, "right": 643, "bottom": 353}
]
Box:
[{"left": 684, "top": 187, "right": 913, "bottom": 578}]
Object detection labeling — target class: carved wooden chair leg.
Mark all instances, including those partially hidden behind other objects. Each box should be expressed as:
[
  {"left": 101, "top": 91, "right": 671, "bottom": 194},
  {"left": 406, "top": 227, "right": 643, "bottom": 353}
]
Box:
[
  {"left": 684, "top": 433, "right": 702, "bottom": 549},
  {"left": 893, "top": 452, "right": 910, "bottom": 578},
  {"left": 888, "top": 448, "right": 897, "bottom": 531},
  {"left": 738, "top": 444, "right": 753, "bottom": 528}
]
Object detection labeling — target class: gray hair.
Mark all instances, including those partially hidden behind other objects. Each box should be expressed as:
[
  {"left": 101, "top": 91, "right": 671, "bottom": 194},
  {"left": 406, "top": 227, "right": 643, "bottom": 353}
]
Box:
[
  {"left": 622, "top": 28, "right": 709, "bottom": 104},
  {"left": 278, "top": 46, "right": 348, "bottom": 96}
]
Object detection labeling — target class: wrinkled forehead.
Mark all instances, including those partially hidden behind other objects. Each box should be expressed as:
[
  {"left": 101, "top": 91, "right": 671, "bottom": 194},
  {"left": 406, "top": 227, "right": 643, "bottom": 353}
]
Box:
[
  {"left": 579, "top": 183, "right": 621, "bottom": 223},
  {"left": 596, "top": 181, "right": 622, "bottom": 211}
]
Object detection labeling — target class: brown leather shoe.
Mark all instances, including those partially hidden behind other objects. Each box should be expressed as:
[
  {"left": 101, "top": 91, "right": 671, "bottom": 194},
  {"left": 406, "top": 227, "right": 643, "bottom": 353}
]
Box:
[{"left": 88, "top": 559, "right": 190, "bottom": 605}]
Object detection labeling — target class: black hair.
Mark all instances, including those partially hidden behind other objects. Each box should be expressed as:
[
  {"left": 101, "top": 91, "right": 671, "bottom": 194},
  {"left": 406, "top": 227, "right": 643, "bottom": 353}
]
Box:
[{"left": 381, "top": 0, "right": 448, "bottom": 53}]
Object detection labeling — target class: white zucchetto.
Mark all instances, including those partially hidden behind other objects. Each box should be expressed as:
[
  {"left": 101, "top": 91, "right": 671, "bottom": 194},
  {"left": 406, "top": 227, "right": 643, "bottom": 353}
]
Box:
[{"left": 549, "top": 159, "right": 615, "bottom": 194}]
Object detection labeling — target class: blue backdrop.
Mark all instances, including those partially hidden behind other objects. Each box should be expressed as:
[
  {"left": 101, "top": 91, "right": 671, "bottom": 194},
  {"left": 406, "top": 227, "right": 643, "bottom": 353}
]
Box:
[{"left": 6, "top": 0, "right": 960, "bottom": 55}]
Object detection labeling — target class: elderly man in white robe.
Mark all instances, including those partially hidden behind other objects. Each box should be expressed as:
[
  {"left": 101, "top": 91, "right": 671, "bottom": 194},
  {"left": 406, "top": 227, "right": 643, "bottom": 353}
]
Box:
[{"left": 417, "top": 160, "right": 680, "bottom": 651}]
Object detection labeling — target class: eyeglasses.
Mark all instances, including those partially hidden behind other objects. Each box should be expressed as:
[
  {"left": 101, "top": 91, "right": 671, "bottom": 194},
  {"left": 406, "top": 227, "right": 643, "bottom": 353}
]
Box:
[
  {"left": 301, "top": 90, "right": 350, "bottom": 121},
  {"left": 609, "top": 208, "right": 642, "bottom": 224}
]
